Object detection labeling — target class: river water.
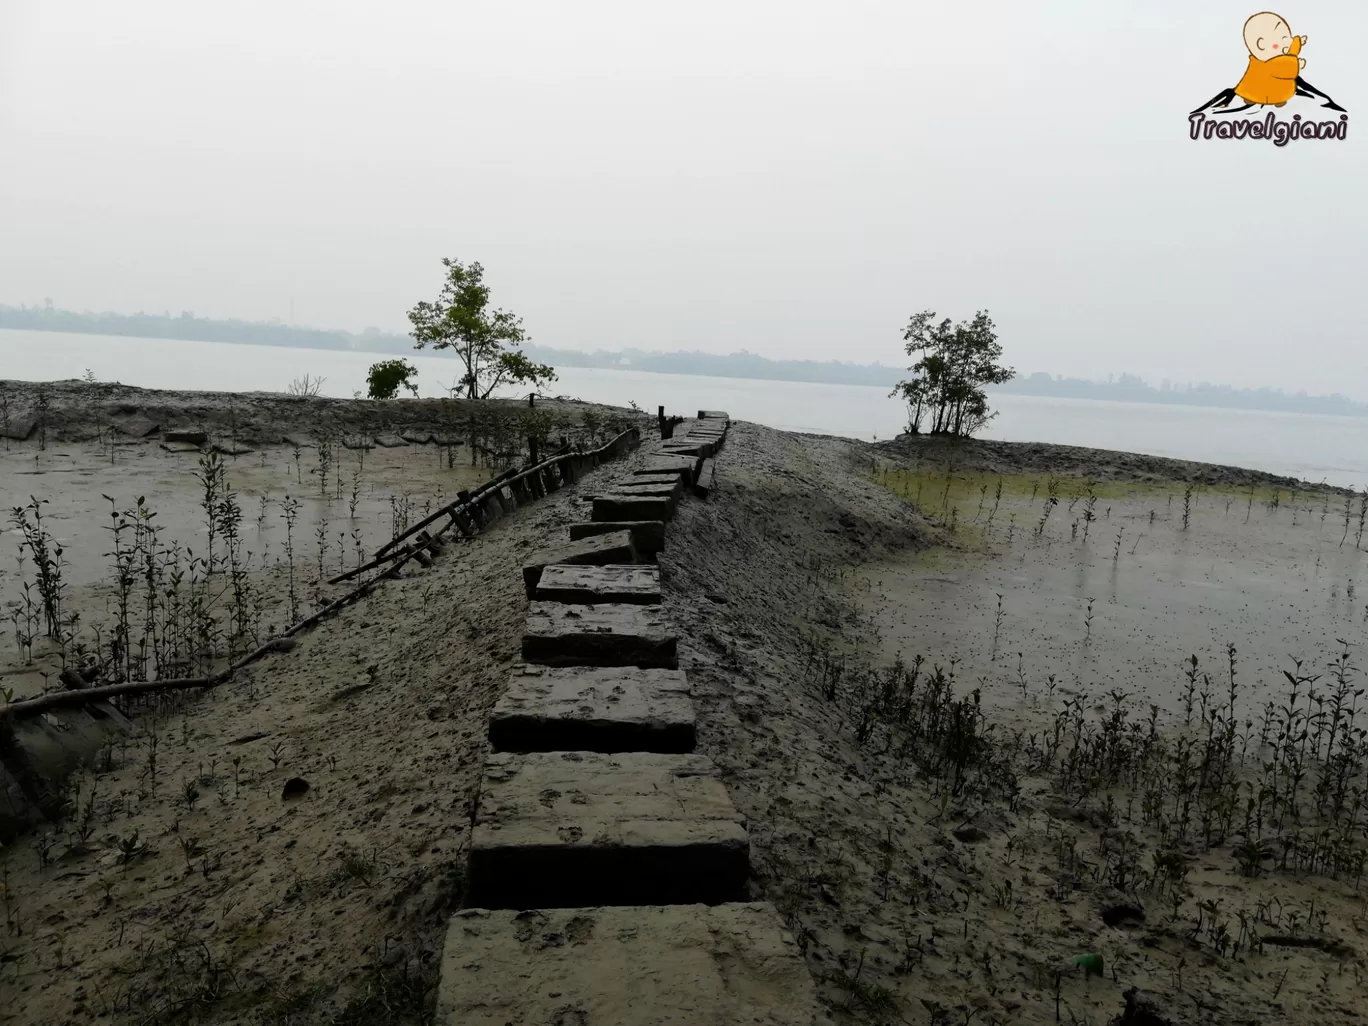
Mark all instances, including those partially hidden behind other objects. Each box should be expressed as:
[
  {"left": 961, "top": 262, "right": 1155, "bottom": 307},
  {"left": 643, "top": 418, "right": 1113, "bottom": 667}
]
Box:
[{"left": 2, "top": 328, "right": 1364, "bottom": 487}]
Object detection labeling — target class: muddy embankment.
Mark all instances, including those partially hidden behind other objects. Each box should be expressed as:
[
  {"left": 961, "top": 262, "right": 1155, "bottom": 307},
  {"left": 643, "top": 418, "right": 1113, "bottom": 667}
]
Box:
[{"left": 0, "top": 390, "right": 1361, "bottom": 1026}]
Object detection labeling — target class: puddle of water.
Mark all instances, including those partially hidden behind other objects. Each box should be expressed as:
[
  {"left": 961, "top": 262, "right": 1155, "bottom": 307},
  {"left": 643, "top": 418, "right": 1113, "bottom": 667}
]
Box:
[
  {"left": 859, "top": 483, "right": 1367, "bottom": 718},
  {"left": 0, "top": 439, "right": 496, "bottom": 695}
]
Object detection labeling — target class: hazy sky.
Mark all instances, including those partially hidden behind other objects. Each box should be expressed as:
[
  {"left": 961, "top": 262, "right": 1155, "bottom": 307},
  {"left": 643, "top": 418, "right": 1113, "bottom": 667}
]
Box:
[{"left": 2, "top": 2, "right": 1364, "bottom": 394}]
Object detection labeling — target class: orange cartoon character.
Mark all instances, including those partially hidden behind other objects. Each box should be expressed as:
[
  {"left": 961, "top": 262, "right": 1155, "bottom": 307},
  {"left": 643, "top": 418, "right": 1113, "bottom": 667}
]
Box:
[{"left": 1192, "top": 12, "right": 1347, "bottom": 114}]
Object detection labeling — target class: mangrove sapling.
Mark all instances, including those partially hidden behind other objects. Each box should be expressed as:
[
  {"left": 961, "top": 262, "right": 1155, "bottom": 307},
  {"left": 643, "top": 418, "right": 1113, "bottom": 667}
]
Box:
[
  {"left": 987, "top": 477, "right": 1003, "bottom": 526},
  {"left": 1355, "top": 491, "right": 1368, "bottom": 549},
  {"left": 314, "top": 517, "right": 330, "bottom": 607},
  {"left": 975, "top": 483, "right": 988, "bottom": 520},
  {"left": 1342, "top": 494, "right": 1355, "bottom": 547},
  {"left": 11, "top": 498, "right": 68, "bottom": 640},
  {"left": 1082, "top": 481, "right": 1098, "bottom": 541},
  {"left": 281, "top": 496, "right": 301, "bottom": 624},
  {"left": 1083, "top": 599, "right": 1095, "bottom": 643},
  {"left": 103, "top": 497, "right": 138, "bottom": 680},
  {"left": 1113, "top": 527, "right": 1124, "bottom": 562},
  {"left": 990, "top": 594, "right": 1004, "bottom": 662},
  {"left": 194, "top": 451, "right": 227, "bottom": 575},
  {"left": 1034, "top": 479, "right": 1060, "bottom": 538},
  {"left": 292, "top": 443, "right": 303, "bottom": 483},
  {"left": 349, "top": 469, "right": 361, "bottom": 517},
  {"left": 314, "top": 432, "right": 334, "bottom": 495},
  {"left": 1182, "top": 483, "right": 1194, "bottom": 530},
  {"left": 34, "top": 388, "right": 51, "bottom": 450}
]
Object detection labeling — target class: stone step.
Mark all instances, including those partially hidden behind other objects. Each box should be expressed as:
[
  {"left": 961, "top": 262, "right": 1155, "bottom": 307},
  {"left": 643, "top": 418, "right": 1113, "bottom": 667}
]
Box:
[
  {"left": 693, "top": 458, "right": 716, "bottom": 499},
  {"left": 637, "top": 455, "right": 701, "bottom": 482},
  {"left": 534, "top": 564, "right": 661, "bottom": 605},
  {"left": 438, "top": 902, "right": 816, "bottom": 1026},
  {"left": 567, "top": 520, "right": 666, "bottom": 556},
  {"left": 522, "top": 601, "right": 677, "bottom": 668},
  {"left": 465, "top": 751, "right": 748, "bottom": 909},
  {"left": 592, "top": 494, "right": 674, "bottom": 523},
  {"left": 521, "top": 530, "right": 638, "bottom": 597},
  {"left": 655, "top": 439, "right": 716, "bottom": 458},
  {"left": 610, "top": 481, "right": 682, "bottom": 508},
  {"left": 488, "top": 664, "right": 694, "bottom": 753}
]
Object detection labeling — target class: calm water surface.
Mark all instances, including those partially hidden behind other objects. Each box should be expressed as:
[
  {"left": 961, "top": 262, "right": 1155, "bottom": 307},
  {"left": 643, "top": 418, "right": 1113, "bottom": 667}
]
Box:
[{"left": 3, "top": 328, "right": 1365, "bottom": 487}]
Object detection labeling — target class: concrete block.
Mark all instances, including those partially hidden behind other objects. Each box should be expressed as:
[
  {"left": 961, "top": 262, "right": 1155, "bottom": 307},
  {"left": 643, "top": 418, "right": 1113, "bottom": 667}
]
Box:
[
  {"left": 466, "top": 751, "right": 748, "bottom": 908},
  {"left": 612, "top": 481, "right": 681, "bottom": 506},
  {"left": 592, "top": 494, "right": 674, "bottom": 523},
  {"left": 535, "top": 564, "right": 661, "bottom": 604},
  {"left": 693, "top": 458, "right": 716, "bottom": 498},
  {"left": 521, "top": 530, "right": 638, "bottom": 597},
  {"left": 437, "top": 902, "right": 817, "bottom": 1026},
  {"left": 567, "top": 520, "right": 665, "bottom": 556},
  {"left": 489, "top": 664, "right": 694, "bottom": 753},
  {"left": 522, "top": 601, "right": 677, "bottom": 668},
  {"left": 698, "top": 410, "right": 731, "bottom": 421},
  {"left": 638, "top": 455, "right": 701, "bottom": 482},
  {"left": 656, "top": 440, "right": 715, "bottom": 458}
]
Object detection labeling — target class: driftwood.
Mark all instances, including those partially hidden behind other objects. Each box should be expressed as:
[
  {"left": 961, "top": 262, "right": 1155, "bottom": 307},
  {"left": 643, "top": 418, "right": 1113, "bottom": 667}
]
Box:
[{"left": 1, "top": 427, "right": 640, "bottom": 720}]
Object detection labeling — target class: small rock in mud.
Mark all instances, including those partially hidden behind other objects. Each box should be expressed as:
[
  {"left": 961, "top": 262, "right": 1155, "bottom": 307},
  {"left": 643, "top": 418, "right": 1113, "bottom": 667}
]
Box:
[{"left": 953, "top": 825, "right": 990, "bottom": 844}]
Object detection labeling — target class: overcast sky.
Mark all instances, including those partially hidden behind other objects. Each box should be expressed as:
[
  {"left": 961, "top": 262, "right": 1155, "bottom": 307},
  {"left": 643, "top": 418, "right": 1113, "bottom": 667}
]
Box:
[{"left": 2, "top": 2, "right": 1364, "bottom": 394}]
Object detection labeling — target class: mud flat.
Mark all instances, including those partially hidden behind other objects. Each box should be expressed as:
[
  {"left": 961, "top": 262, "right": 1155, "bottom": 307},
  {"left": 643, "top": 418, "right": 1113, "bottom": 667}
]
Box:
[{"left": 0, "top": 393, "right": 1362, "bottom": 1026}]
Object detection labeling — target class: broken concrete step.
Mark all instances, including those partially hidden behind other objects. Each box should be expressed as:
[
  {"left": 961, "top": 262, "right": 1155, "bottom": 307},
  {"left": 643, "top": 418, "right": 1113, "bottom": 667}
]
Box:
[
  {"left": 466, "top": 751, "right": 747, "bottom": 908},
  {"left": 163, "top": 429, "right": 207, "bottom": 445},
  {"left": 437, "top": 902, "right": 815, "bottom": 1026},
  {"left": 373, "top": 433, "right": 409, "bottom": 447},
  {"left": 611, "top": 480, "right": 681, "bottom": 506},
  {"left": 637, "top": 455, "right": 701, "bottom": 482},
  {"left": 535, "top": 564, "right": 661, "bottom": 605},
  {"left": 567, "top": 520, "right": 665, "bottom": 556},
  {"left": 698, "top": 410, "right": 730, "bottom": 421},
  {"left": 489, "top": 664, "right": 694, "bottom": 753},
  {"left": 591, "top": 494, "right": 674, "bottom": 523},
  {"left": 693, "top": 458, "right": 716, "bottom": 499},
  {"left": 113, "top": 416, "right": 159, "bottom": 438},
  {"left": 656, "top": 440, "right": 715, "bottom": 459},
  {"left": 399, "top": 429, "right": 435, "bottom": 444},
  {"left": 522, "top": 601, "right": 676, "bottom": 668},
  {"left": 522, "top": 530, "right": 638, "bottom": 597}
]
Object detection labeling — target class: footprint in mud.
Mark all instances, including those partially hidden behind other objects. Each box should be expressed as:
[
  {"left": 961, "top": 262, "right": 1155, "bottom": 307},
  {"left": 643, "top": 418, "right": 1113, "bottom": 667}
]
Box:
[{"left": 556, "top": 825, "right": 584, "bottom": 843}]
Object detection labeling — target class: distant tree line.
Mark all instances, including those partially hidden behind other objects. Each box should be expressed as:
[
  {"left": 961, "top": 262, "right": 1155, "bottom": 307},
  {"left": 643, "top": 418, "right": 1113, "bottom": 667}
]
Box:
[
  {"left": 991, "top": 371, "right": 1368, "bottom": 417},
  {"left": 4, "top": 302, "right": 1366, "bottom": 417}
]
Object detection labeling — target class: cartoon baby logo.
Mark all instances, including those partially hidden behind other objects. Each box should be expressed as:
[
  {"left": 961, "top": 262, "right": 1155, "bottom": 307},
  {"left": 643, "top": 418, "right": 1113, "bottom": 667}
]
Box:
[{"left": 1190, "top": 12, "right": 1348, "bottom": 144}]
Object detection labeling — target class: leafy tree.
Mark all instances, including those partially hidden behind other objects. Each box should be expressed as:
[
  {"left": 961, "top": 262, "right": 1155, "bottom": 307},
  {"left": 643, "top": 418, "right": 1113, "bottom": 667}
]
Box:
[
  {"left": 891, "top": 310, "right": 1014, "bottom": 437},
  {"left": 367, "top": 358, "right": 419, "bottom": 399},
  {"left": 407, "top": 258, "right": 556, "bottom": 400}
]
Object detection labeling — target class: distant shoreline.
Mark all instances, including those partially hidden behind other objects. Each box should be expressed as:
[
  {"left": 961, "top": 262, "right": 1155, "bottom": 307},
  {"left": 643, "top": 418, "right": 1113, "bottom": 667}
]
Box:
[{"left": 3, "top": 309, "right": 1366, "bottom": 418}]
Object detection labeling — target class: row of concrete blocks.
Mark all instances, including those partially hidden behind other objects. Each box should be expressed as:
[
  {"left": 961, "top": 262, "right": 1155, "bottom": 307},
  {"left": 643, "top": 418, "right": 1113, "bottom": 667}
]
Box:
[
  {"left": 439, "top": 413, "right": 821, "bottom": 1024},
  {"left": 443, "top": 431, "right": 643, "bottom": 540}
]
